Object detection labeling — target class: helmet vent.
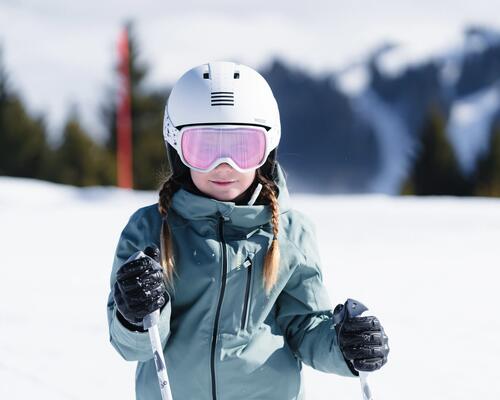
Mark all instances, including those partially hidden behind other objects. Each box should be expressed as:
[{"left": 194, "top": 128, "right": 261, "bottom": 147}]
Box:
[
  {"left": 203, "top": 72, "right": 210, "bottom": 79},
  {"left": 211, "top": 91, "right": 234, "bottom": 106}
]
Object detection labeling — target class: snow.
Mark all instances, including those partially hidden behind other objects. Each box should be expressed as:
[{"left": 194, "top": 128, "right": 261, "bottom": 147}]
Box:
[
  {"left": 335, "top": 64, "right": 370, "bottom": 97},
  {"left": 440, "top": 57, "right": 462, "bottom": 87},
  {"left": 352, "top": 89, "right": 413, "bottom": 194},
  {"left": 1, "top": 177, "right": 499, "bottom": 399},
  {"left": 376, "top": 43, "right": 441, "bottom": 79},
  {"left": 447, "top": 84, "right": 500, "bottom": 174}
]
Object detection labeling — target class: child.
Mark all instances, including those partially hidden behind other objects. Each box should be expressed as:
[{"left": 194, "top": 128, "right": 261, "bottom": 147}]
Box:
[{"left": 107, "top": 61, "right": 389, "bottom": 400}]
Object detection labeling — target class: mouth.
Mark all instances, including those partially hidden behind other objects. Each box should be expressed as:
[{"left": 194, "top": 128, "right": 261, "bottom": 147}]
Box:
[{"left": 210, "top": 180, "right": 237, "bottom": 186}]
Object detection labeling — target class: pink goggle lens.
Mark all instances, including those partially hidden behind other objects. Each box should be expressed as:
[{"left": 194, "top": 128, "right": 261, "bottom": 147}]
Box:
[{"left": 181, "top": 126, "right": 266, "bottom": 171}]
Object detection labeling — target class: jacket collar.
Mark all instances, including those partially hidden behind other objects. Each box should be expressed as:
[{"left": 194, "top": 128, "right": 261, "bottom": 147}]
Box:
[{"left": 170, "top": 164, "right": 291, "bottom": 229}]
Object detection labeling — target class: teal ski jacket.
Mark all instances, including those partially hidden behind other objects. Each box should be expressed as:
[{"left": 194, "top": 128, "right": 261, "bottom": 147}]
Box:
[{"left": 107, "top": 166, "right": 356, "bottom": 400}]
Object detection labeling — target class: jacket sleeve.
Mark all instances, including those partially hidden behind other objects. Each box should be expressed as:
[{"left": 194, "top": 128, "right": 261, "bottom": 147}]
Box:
[
  {"left": 107, "top": 207, "right": 172, "bottom": 362},
  {"left": 276, "top": 215, "right": 356, "bottom": 377}
]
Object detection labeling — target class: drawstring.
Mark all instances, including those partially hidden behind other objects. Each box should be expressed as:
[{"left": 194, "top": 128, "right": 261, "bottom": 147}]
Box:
[{"left": 247, "top": 183, "right": 263, "bottom": 206}]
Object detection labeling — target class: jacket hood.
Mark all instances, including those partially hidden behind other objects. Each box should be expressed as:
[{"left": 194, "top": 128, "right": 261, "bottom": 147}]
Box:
[{"left": 170, "top": 163, "right": 290, "bottom": 229}]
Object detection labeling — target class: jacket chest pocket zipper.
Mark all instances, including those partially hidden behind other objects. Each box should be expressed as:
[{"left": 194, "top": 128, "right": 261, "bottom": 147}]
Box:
[{"left": 240, "top": 257, "right": 253, "bottom": 330}]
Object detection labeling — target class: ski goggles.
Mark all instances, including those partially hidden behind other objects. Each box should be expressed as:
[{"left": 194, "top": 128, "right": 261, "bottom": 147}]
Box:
[{"left": 178, "top": 125, "right": 268, "bottom": 172}]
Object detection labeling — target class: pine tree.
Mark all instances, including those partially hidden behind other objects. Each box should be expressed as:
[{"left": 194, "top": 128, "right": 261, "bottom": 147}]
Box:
[
  {"left": 402, "top": 106, "right": 471, "bottom": 195},
  {"left": 101, "top": 23, "right": 169, "bottom": 190},
  {"left": 52, "top": 112, "right": 115, "bottom": 186},
  {"left": 474, "top": 120, "right": 500, "bottom": 196},
  {"left": 0, "top": 47, "right": 53, "bottom": 180},
  {"left": 0, "top": 48, "right": 7, "bottom": 104}
]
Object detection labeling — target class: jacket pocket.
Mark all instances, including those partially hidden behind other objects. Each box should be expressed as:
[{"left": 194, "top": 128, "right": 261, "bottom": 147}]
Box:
[{"left": 240, "top": 257, "right": 253, "bottom": 330}]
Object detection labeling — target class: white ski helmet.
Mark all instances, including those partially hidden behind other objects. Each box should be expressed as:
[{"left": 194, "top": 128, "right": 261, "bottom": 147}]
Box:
[{"left": 163, "top": 61, "right": 281, "bottom": 172}]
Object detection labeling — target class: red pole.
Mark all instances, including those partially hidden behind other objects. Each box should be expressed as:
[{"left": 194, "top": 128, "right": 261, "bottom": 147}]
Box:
[{"left": 116, "top": 27, "right": 133, "bottom": 188}]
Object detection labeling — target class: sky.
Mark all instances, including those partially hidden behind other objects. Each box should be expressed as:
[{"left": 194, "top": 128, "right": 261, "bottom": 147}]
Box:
[
  {"left": 1, "top": 0, "right": 500, "bottom": 139},
  {"left": 1, "top": 176, "right": 499, "bottom": 399}
]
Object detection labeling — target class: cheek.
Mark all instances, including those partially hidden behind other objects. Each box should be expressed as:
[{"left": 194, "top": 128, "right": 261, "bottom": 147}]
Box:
[
  {"left": 190, "top": 170, "right": 208, "bottom": 189},
  {"left": 239, "top": 171, "right": 256, "bottom": 189}
]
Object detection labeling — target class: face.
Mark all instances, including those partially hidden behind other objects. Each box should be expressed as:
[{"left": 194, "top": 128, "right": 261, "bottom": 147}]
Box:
[{"left": 190, "top": 163, "right": 256, "bottom": 201}]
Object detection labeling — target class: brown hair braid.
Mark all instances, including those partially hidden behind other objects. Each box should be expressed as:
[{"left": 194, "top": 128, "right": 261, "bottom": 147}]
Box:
[
  {"left": 158, "top": 177, "right": 179, "bottom": 290},
  {"left": 256, "top": 170, "right": 281, "bottom": 295}
]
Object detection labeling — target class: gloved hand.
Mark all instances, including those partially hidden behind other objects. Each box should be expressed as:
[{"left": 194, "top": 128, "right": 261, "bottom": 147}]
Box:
[
  {"left": 334, "top": 300, "right": 389, "bottom": 374},
  {"left": 113, "top": 245, "right": 168, "bottom": 330}
]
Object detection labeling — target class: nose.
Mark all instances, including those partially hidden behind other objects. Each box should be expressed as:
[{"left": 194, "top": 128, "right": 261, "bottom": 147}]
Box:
[{"left": 214, "top": 162, "right": 233, "bottom": 171}]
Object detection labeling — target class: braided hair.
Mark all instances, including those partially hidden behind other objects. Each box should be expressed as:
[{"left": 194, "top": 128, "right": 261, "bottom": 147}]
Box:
[
  {"left": 255, "top": 169, "right": 281, "bottom": 294},
  {"left": 157, "top": 178, "right": 179, "bottom": 292}
]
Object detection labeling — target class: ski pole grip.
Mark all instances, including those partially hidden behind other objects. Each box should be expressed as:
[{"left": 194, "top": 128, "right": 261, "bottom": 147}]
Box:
[
  {"left": 124, "top": 247, "right": 163, "bottom": 330},
  {"left": 333, "top": 298, "right": 368, "bottom": 326},
  {"left": 344, "top": 298, "right": 368, "bottom": 319}
]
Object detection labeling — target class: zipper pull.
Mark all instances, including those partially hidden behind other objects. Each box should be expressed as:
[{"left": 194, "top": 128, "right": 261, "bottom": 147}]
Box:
[
  {"left": 235, "top": 257, "right": 252, "bottom": 271},
  {"left": 218, "top": 212, "right": 230, "bottom": 223}
]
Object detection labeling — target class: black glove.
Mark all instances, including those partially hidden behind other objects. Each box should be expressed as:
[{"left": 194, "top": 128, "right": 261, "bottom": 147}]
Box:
[
  {"left": 113, "top": 245, "right": 167, "bottom": 330},
  {"left": 334, "top": 299, "right": 389, "bottom": 374}
]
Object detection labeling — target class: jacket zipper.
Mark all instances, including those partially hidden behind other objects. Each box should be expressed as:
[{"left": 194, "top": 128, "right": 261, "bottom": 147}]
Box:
[
  {"left": 240, "top": 258, "right": 253, "bottom": 330},
  {"left": 210, "top": 214, "right": 228, "bottom": 400}
]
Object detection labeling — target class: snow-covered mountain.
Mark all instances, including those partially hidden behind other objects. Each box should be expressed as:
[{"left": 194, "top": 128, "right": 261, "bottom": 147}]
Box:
[
  {"left": 448, "top": 84, "right": 500, "bottom": 174},
  {"left": 1, "top": 177, "right": 499, "bottom": 399},
  {"left": 367, "top": 27, "right": 500, "bottom": 180},
  {"left": 266, "top": 27, "right": 500, "bottom": 193}
]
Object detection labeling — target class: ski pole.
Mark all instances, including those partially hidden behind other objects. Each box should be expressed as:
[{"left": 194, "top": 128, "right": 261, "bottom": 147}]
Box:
[
  {"left": 125, "top": 249, "right": 173, "bottom": 400},
  {"left": 359, "top": 371, "right": 373, "bottom": 400},
  {"left": 143, "top": 310, "right": 173, "bottom": 400},
  {"left": 333, "top": 298, "right": 374, "bottom": 400}
]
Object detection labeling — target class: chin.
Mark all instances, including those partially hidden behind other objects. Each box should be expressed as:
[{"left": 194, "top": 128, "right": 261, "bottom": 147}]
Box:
[{"left": 213, "top": 190, "right": 241, "bottom": 201}]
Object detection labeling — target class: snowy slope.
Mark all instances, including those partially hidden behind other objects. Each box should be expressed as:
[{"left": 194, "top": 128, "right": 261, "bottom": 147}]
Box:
[{"left": 0, "top": 177, "right": 499, "bottom": 399}]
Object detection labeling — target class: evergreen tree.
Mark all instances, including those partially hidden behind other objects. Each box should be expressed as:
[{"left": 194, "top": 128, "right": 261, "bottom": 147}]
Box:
[
  {"left": 101, "top": 23, "right": 169, "bottom": 190},
  {"left": 0, "top": 47, "right": 7, "bottom": 103},
  {"left": 52, "top": 112, "right": 115, "bottom": 186},
  {"left": 474, "top": 120, "right": 500, "bottom": 196},
  {"left": 402, "top": 106, "right": 471, "bottom": 195},
  {"left": 0, "top": 48, "right": 53, "bottom": 180}
]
